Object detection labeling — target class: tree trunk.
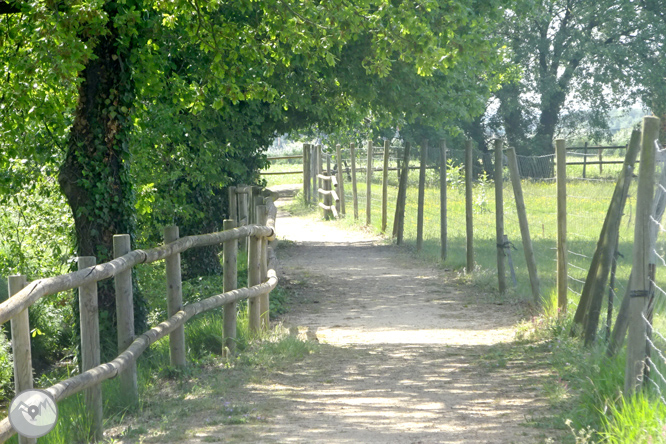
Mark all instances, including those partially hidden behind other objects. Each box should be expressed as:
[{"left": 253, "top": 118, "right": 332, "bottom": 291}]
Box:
[
  {"left": 464, "top": 116, "right": 492, "bottom": 177},
  {"left": 497, "top": 82, "right": 529, "bottom": 155},
  {"left": 58, "top": 1, "right": 146, "bottom": 358},
  {"left": 533, "top": 96, "right": 564, "bottom": 156}
]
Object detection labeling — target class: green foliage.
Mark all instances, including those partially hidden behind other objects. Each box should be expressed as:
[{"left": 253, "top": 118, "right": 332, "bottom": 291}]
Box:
[
  {"left": 0, "top": 329, "right": 12, "bottom": 400},
  {"left": 599, "top": 393, "right": 666, "bottom": 443},
  {"left": 480, "top": 0, "right": 653, "bottom": 155}
]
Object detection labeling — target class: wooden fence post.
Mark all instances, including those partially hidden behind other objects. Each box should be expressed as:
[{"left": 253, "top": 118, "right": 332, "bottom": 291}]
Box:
[
  {"left": 336, "top": 144, "right": 346, "bottom": 216},
  {"left": 311, "top": 144, "right": 317, "bottom": 206},
  {"left": 556, "top": 139, "right": 568, "bottom": 315},
  {"left": 258, "top": 205, "right": 269, "bottom": 330},
  {"left": 382, "top": 140, "right": 390, "bottom": 232},
  {"left": 351, "top": 142, "right": 359, "bottom": 220},
  {"left": 248, "top": 211, "right": 262, "bottom": 334},
  {"left": 494, "top": 139, "right": 507, "bottom": 294},
  {"left": 366, "top": 141, "right": 373, "bottom": 225},
  {"left": 317, "top": 145, "right": 323, "bottom": 197},
  {"left": 164, "top": 226, "right": 186, "bottom": 368},
  {"left": 576, "top": 133, "right": 641, "bottom": 344},
  {"left": 326, "top": 154, "right": 333, "bottom": 220},
  {"left": 625, "top": 116, "right": 659, "bottom": 396},
  {"left": 78, "top": 257, "right": 103, "bottom": 441},
  {"left": 599, "top": 147, "right": 603, "bottom": 175},
  {"left": 417, "top": 141, "right": 428, "bottom": 251},
  {"left": 397, "top": 149, "right": 402, "bottom": 182},
  {"left": 303, "top": 143, "right": 310, "bottom": 204},
  {"left": 113, "top": 234, "right": 138, "bottom": 405},
  {"left": 465, "top": 140, "right": 474, "bottom": 273},
  {"left": 239, "top": 187, "right": 249, "bottom": 253},
  {"left": 9, "top": 275, "right": 36, "bottom": 444},
  {"left": 394, "top": 142, "right": 411, "bottom": 244},
  {"left": 228, "top": 186, "right": 237, "bottom": 223},
  {"left": 223, "top": 219, "right": 238, "bottom": 355},
  {"left": 440, "top": 140, "right": 447, "bottom": 261},
  {"left": 506, "top": 147, "right": 541, "bottom": 303},
  {"left": 583, "top": 141, "right": 588, "bottom": 179}
]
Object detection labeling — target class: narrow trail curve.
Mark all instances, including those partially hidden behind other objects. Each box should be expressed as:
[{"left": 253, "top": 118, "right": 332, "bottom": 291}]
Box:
[{"left": 210, "top": 199, "right": 559, "bottom": 444}]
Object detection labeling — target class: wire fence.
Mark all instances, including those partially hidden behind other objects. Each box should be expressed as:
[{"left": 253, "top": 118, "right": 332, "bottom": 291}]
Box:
[
  {"left": 643, "top": 140, "right": 666, "bottom": 405},
  {"left": 319, "top": 142, "right": 634, "bottom": 306},
  {"left": 294, "top": 121, "right": 665, "bottom": 404}
]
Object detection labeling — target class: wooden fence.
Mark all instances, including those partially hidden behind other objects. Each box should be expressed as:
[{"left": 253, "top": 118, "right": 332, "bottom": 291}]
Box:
[
  {"left": 0, "top": 189, "right": 279, "bottom": 443},
  {"left": 566, "top": 143, "right": 628, "bottom": 177},
  {"left": 259, "top": 154, "right": 304, "bottom": 176}
]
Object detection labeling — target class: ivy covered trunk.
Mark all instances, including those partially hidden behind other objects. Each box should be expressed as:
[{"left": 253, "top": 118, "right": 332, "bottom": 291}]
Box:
[{"left": 58, "top": 1, "right": 146, "bottom": 358}]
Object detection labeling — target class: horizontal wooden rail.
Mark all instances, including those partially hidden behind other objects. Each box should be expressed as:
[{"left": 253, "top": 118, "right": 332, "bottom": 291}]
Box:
[
  {"left": 318, "top": 202, "right": 339, "bottom": 218},
  {"left": 567, "top": 145, "right": 627, "bottom": 151},
  {"left": 318, "top": 188, "right": 340, "bottom": 202},
  {"left": 259, "top": 170, "right": 303, "bottom": 175},
  {"left": 0, "top": 224, "right": 275, "bottom": 326},
  {"left": 565, "top": 161, "right": 627, "bottom": 166},
  {"left": 0, "top": 255, "right": 279, "bottom": 442},
  {"left": 267, "top": 155, "right": 303, "bottom": 160},
  {"left": 347, "top": 166, "right": 438, "bottom": 173}
]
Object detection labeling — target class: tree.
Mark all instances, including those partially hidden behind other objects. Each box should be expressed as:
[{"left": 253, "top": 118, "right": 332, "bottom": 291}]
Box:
[
  {"left": 482, "top": 0, "right": 642, "bottom": 156},
  {"left": 2, "top": 0, "right": 510, "bottom": 353}
]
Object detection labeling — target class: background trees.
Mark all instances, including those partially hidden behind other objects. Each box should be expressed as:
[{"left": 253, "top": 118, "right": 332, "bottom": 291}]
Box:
[{"left": 473, "top": 0, "right": 656, "bottom": 155}]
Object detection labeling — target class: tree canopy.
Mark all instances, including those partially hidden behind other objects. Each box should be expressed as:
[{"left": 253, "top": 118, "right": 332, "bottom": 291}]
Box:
[{"left": 0, "top": 0, "right": 508, "bottom": 354}]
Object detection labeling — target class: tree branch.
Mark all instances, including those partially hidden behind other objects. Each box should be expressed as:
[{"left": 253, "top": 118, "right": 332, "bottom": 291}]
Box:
[{"left": 0, "top": 1, "right": 19, "bottom": 15}]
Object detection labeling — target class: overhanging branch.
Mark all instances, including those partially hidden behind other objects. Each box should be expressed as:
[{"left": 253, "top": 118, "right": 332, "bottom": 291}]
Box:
[{"left": 0, "top": 1, "right": 19, "bottom": 15}]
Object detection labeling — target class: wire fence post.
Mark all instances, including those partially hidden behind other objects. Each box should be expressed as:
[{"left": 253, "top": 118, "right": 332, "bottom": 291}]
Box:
[
  {"left": 506, "top": 147, "right": 541, "bottom": 303},
  {"left": 440, "top": 139, "right": 447, "bottom": 262},
  {"left": 625, "top": 116, "right": 659, "bottom": 396},
  {"left": 382, "top": 140, "right": 390, "bottom": 232},
  {"left": 78, "top": 256, "right": 103, "bottom": 441},
  {"left": 113, "top": 234, "right": 138, "bottom": 405},
  {"left": 394, "top": 142, "right": 411, "bottom": 244},
  {"left": 416, "top": 141, "right": 427, "bottom": 251},
  {"left": 494, "top": 139, "right": 506, "bottom": 294},
  {"left": 577, "top": 135, "right": 641, "bottom": 345},
  {"left": 465, "top": 140, "right": 474, "bottom": 273},
  {"left": 556, "top": 139, "right": 568, "bottom": 315}
]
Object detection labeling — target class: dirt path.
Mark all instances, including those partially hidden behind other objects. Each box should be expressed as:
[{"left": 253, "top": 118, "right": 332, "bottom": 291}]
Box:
[
  {"left": 121, "top": 190, "right": 562, "bottom": 444},
  {"left": 194, "top": 195, "right": 558, "bottom": 443}
]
